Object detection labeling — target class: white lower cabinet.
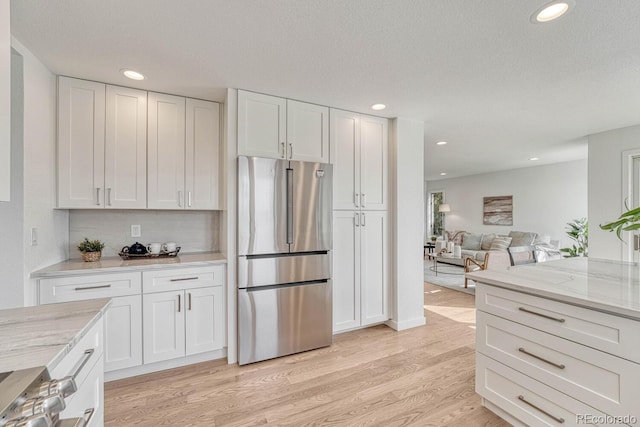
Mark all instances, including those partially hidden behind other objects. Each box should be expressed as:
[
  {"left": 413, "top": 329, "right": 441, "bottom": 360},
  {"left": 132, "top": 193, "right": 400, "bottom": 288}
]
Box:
[
  {"left": 476, "top": 283, "right": 640, "bottom": 425},
  {"left": 38, "top": 263, "right": 225, "bottom": 380},
  {"left": 333, "top": 210, "right": 388, "bottom": 333},
  {"left": 143, "top": 266, "right": 225, "bottom": 364}
]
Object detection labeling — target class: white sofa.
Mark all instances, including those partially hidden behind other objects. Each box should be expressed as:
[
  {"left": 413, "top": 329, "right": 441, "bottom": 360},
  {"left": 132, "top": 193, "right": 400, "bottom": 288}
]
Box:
[{"left": 436, "top": 230, "right": 561, "bottom": 267}]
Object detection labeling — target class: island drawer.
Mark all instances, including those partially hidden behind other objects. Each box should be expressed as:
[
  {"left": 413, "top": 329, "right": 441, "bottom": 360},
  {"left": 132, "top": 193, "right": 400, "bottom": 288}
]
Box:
[
  {"left": 39, "top": 272, "right": 142, "bottom": 303},
  {"left": 142, "top": 265, "right": 224, "bottom": 293},
  {"left": 477, "top": 311, "right": 640, "bottom": 421},
  {"left": 477, "top": 353, "right": 612, "bottom": 427},
  {"left": 476, "top": 284, "right": 639, "bottom": 363}
]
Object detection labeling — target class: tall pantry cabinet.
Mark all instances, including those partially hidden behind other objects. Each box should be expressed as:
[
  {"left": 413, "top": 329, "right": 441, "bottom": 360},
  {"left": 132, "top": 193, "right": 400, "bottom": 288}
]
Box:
[{"left": 331, "top": 109, "right": 389, "bottom": 333}]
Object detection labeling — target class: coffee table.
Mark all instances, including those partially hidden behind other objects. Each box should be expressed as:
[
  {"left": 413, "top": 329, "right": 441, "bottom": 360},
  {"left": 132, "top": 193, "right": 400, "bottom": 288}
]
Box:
[{"left": 428, "top": 253, "right": 463, "bottom": 276}]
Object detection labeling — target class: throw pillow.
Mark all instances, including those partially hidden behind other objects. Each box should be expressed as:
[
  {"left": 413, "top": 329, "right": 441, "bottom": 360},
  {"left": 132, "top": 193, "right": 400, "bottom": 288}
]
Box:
[
  {"left": 509, "top": 231, "right": 537, "bottom": 247},
  {"left": 462, "top": 233, "right": 483, "bottom": 250},
  {"left": 489, "top": 236, "right": 512, "bottom": 252},
  {"left": 481, "top": 233, "right": 496, "bottom": 250}
]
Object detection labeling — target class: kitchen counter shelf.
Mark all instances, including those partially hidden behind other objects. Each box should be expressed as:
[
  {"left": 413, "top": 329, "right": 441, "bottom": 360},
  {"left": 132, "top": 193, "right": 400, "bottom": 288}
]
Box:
[{"left": 31, "top": 252, "right": 226, "bottom": 278}]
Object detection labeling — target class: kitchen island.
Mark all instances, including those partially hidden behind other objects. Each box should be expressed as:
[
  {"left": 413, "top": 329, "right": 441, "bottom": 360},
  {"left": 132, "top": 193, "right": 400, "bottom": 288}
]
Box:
[
  {"left": 0, "top": 299, "right": 109, "bottom": 425},
  {"left": 467, "top": 257, "right": 640, "bottom": 427}
]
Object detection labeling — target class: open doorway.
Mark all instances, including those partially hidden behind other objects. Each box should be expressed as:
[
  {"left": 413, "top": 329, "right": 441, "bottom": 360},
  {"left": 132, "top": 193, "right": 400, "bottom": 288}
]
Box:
[{"left": 427, "top": 190, "right": 445, "bottom": 240}]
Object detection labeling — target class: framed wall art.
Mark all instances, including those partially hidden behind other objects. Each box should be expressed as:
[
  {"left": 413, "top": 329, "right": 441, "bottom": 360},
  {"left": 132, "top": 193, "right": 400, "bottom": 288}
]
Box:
[{"left": 483, "top": 195, "right": 513, "bottom": 226}]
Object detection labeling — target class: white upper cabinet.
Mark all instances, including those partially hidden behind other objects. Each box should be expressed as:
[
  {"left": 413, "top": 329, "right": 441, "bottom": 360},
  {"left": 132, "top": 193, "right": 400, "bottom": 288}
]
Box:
[
  {"left": 148, "top": 93, "right": 222, "bottom": 210},
  {"left": 237, "top": 91, "right": 286, "bottom": 159},
  {"left": 147, "top": 92, "right": 186, "bottom": 209},
  {"left": 330, "top": 109, "right": 388, "bottom": 211},
  {"left": 237, "top": 90, "right": 329, "bottom": 163},
  {"left": 58, "top": 79, "right": 148, "bottom": 209},
  {"left": 286, "top": 99, "right": 329, "bottom": 163},
  {"left": 57, "top": 77, "right": 106, "bottom": 208},
  {"left": 185, "top": 99, "right": 222, "bottom": 210},
  {"left": 105, "top": 85, "right": 147, "bottom": 208}
]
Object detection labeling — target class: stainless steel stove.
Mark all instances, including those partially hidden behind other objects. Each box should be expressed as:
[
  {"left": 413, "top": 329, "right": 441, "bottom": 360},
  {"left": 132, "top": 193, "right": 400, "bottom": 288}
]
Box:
[{"left": 0, "top": 367, "right": 90, "bottom": 427}]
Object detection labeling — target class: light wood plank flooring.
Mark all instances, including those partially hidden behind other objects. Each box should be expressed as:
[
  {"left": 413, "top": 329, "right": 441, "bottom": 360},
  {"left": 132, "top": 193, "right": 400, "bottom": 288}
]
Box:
[{"left": 104, "top": 283, "right": 509, "bottom": 426}]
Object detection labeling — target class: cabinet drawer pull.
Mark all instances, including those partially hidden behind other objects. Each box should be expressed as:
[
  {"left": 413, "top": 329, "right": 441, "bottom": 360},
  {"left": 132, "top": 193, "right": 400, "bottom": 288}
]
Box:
[
  {"left": 518, "top": 347, "right": 565, "bottom": 369},
  {"left": 518, "top": 307, "right": 565, "bottom": 323},
  {"left": 84, "top": 407, "right": 96, "bottom": 425},
  {"left": 178, "top": 294, "right": 181, "bottom": 312},
  {"left": 75, "top": 284, "right": 111, "bottom": 291},
  {"left": 188, "top": 292, "right": 192, "bottom": 311},
  {"left": 169, "top": 277, "right": 199, "bottom": 282},
  {"left": 71, "top": 349, "right": 95, "bottom": 379},
  {"left": 517, "top": 395, "right": 564, "bottom": 424}
]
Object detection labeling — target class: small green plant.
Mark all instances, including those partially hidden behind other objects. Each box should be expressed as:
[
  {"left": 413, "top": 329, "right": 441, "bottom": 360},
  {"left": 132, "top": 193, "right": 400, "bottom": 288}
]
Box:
[
  {"left": 560, "top": 218, "right": 588, "bottom": 257},
  {"left": 599, "top": 205, "right": 640, "bottom": 240},
  {"left": 77, "top": 238, "right": 105, "bottom": 253}
]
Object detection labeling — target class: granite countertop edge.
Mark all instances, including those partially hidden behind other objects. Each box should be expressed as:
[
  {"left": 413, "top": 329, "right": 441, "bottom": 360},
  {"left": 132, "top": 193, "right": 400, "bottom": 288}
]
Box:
[{"left": 31, "top": 252, "right": 227, "bottom": 278}]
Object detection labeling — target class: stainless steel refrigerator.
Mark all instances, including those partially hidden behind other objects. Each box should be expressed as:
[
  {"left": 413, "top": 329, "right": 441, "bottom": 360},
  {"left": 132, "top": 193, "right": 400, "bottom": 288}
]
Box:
[{"left": 237, "top": 155, "right": 333, "bottom": 365}]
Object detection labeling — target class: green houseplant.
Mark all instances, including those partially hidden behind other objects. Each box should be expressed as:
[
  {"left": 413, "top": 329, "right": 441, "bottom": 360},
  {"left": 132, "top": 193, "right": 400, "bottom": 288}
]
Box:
[
  {"left": 560, "top": 218, "right": 588, "bottom": 257},
  {"left": 77, "top": 238, "right": 105, "bottom": 262},
  {"left": 599, "top": 206, "right": 640, "bottom": 240}
]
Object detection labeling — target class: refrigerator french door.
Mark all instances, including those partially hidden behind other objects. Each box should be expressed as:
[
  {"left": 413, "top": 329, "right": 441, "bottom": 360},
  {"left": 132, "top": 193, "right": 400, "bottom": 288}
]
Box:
[{"left": 237, "top": 156, "right": 333, "bottom": 365}]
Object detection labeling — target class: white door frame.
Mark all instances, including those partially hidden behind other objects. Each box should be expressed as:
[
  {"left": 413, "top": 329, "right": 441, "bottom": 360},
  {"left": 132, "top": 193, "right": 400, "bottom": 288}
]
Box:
[{"left": 621, "top": 149, "right": 640, "bottom": 262}]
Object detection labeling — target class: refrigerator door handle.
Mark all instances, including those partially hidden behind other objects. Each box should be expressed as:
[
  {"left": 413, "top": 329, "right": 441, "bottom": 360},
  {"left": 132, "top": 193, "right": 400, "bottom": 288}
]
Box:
[{"left": 286, "top": 168, "right": 294, "bottom": 244}]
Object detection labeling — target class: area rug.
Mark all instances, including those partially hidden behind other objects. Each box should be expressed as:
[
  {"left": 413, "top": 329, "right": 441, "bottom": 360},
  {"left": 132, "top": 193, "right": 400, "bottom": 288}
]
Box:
[{"left": 424, "top": 260, "right": 475, "bottom": 295}]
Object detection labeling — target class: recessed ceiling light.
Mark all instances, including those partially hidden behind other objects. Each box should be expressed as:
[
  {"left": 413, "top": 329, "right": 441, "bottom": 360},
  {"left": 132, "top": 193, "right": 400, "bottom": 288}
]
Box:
[
  {"left": 529, "top": 157, "right": 540, "bottom": 161},
  {"left": 531, "top": 1, "right": 573, "bottom": 23},
  {"left": 371, "top": 103, "right": 386, "bottom": 111},
  {"left": 121, "top": 69, "right": 145, "bottom": 80},
  {"left": 440, "top": 172, "right": 447, "bottom": 176},
  {"left": 436, "top": 141, "right": 448, "bottom": 146}
]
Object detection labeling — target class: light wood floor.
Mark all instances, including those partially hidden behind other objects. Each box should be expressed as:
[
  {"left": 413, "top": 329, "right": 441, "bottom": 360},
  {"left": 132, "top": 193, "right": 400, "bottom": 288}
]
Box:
[{"left": 104, "top": 283, "right": 510, "bottom": 426}]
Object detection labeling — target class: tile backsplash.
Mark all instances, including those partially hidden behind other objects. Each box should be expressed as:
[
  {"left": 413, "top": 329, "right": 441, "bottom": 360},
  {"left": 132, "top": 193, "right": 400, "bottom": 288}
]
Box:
[{"left": 69, "top": 210, "right": 221, "bottom": 258}]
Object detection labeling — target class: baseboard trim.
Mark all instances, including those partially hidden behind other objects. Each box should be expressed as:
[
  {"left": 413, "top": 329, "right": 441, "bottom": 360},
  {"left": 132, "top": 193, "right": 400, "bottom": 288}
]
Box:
[
  {"left": 385, "top": 316, "right": 426, "bottom": 331},
  {"left": 105, "top": 348, "right": 227, "bottom": 382}
]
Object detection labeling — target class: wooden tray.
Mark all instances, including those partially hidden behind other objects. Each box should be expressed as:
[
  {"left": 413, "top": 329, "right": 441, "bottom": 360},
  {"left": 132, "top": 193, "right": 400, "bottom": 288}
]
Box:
[{"left": 118, "top": 247, "right": 181, "bottom": 260}]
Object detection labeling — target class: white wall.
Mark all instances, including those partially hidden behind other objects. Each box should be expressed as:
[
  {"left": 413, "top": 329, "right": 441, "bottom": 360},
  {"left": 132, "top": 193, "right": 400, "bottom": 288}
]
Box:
[
  {"left": 388, "top": 117, "right": 426, "bottom": 331},
  {"left": 12, "top": 38, "right": 69, "bottom": 305},
  {"left": 0, "top": 0, "right": 9, "bottom": 201},
  {"left": 0, "top": 50, "right": 24, "bottom": 309},
  {"left": 588, "top": 124, "right": 640, "bottom": 260},
  {"left": 69, "top": 210, "right": 220, "bottom": 258},
  {"left": 426, "top": 159, "right": 588, "bottom": 250}
]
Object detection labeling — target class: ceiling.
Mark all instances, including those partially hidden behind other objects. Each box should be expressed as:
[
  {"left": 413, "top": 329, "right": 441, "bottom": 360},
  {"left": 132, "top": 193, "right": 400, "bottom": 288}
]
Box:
[{"left": 10, "top": 1, "right": 640, "bottom": 180}]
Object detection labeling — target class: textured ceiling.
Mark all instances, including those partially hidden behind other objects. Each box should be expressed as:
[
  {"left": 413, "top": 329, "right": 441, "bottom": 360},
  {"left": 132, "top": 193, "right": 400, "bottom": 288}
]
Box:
[{"left": 10, "top": 1, "right": 640, "bottom": 180}]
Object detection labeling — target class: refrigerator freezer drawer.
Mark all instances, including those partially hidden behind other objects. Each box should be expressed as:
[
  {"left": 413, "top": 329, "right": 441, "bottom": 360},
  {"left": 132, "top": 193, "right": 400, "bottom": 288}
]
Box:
[
  {"left": 238, "top": 252, "right": 330, "bottom": 288},
  {"left": 238, "top": 281, "right": 332, "bottom": 365}
]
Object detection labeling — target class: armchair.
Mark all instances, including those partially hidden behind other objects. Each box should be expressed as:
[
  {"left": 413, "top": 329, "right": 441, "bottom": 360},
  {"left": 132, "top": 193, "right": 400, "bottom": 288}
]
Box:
[{"left": 464, "top": 251, "right": 511, "bottom": 288}]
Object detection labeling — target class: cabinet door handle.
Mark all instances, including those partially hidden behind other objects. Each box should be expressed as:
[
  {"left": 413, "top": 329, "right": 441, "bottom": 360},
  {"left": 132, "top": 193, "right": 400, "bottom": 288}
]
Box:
[
  {"left": 518, "top": 347, "right": 565, "bottom": 369},
  {"left": 71, "top": 349, "right": 94, "bottom": 379},
  {"left": 107, "top": 188, "right": 112, "bottom": 206},
  {"left": 74, "top": 284, "right": 111, "bottom": 291},
  {"left": 83, "top": 408, "right": 96, "bottom": 425},
  {"left": 170, "top": 277, "right": 198, "bottom": 282},
  {"left": 188, "top": 292, "right": 192, "bottom": 311},
  {"left": 178, "top": 294, "right": 181, "bottom": 312},
  {"left": 354, "top": 192, "right": 359, "bottom": 208},
  {"left": 362, "top": 193, "right": 366, "bottom": 208},
  {"left": 517, "top": 395, "right": 564, "bottom": 424},
  {"left": 355, "top": 212, "right": 359, "bottom": 227},
  {"left": 188, "top": 191, "right": 192, "bottom": 207},
  {"left": 361, "top": 212, "right": 366, "bottom": 226},
  {"left": 96, "top": 188, "right": 101, "bottom": 206},
  {"left": 280, "top": 141, "right": 286, "bottom": 159},
  {"left": 178, "top": 190, "right": 182, "bottom": 207},
  {"left": 288, "top": 143, "right": 293, "bottom": 159},
  {"left": 518, "top": 307, "right": 565, "bottom": 323}
]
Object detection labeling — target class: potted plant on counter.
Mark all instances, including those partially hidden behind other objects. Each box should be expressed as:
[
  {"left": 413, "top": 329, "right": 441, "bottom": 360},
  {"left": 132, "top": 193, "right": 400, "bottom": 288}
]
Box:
[{"left": 77, "top": 238, "right": 105, "bottom": 262}]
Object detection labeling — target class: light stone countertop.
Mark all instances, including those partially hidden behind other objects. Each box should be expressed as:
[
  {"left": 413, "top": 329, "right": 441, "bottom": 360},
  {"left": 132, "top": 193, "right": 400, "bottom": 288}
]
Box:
[
  {"left": 0, "top": 298, "right": 111, "bottom": 373},
  {"left": 31, "top": 252, "right": 226, "bottom": 278},
  {"left": 467, "top": 257, "right": 640, "bottom": 320}
]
